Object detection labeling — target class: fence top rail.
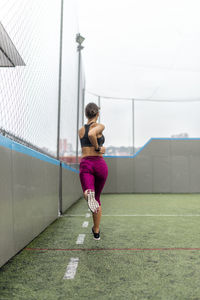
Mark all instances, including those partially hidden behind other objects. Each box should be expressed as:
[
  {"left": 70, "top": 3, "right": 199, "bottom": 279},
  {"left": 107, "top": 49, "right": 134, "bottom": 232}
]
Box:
[{"left": 86, "top": 90, "right": 200, "bottom": 103}]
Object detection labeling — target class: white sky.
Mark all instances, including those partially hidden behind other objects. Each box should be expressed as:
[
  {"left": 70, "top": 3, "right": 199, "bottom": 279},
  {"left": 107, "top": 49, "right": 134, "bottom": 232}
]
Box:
[
  {"left": 77, "top": 0, "right": 200, "bottom": 147},
  {"left": 77, "top": 0, "right": 200, "bottom": 100}
]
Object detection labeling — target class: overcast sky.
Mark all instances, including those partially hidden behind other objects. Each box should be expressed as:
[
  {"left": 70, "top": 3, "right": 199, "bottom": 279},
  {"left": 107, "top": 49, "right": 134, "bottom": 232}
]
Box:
[
  {"left": 77, "top": 0, "right": 200, "bottom": 99},
  {"left": 77, "top": 0, "right": 200, "bottom": 147}
]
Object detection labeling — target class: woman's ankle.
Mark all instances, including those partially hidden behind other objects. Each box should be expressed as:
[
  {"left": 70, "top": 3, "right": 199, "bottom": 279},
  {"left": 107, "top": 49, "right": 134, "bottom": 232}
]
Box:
[{"left": 93, "top": 226, "right": 100, "bottom": 233}]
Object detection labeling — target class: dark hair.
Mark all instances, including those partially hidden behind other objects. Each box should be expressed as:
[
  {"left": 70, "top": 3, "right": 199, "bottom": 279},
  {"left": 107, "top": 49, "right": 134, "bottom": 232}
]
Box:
[{"left": 85, "top": 102, "right": 99, "bottom": 119}]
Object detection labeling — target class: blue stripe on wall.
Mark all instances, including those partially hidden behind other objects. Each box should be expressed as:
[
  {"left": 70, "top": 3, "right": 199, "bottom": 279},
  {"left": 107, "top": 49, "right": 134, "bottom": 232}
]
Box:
[
  {"left": 1, "top": 134, "right": 200, "bottom": 164},
  {"left": 104, "top": 137, "right": 200, "bottom": 158},
  {"left": 12, "top": 142, "right": 60, "bottom": 166},
  {"left": 0, "top": 134, "right": 59, "bottom": 166},
  {"left": 0, "top": 135, "right": 12, "bottom": 149},
  {"left": 62, "top": 163, "right": 79, "bottom": 174}
]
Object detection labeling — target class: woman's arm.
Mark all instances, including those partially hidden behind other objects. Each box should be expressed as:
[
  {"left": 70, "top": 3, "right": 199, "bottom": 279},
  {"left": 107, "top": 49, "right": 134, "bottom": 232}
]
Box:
[{"left": 88, "top": 124, "right": 105, "bottom": 150}]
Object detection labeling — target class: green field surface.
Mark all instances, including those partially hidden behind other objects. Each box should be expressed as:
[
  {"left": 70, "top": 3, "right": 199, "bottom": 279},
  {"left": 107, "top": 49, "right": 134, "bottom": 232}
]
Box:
[{"left": 1, "top": 194, "right": 200, "bottom": 300}]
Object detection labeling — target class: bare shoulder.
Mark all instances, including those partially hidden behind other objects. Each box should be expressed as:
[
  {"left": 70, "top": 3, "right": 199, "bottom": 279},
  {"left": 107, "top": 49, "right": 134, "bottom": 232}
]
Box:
[
  {"left": 90, "top": 123, "right": 105, "bottom": 130},
  {"left": 79, "top": 126, "right": 85, "bottom": 138},
  {"left": 89, "top": 123, "right": 105, "bottom": 136}
]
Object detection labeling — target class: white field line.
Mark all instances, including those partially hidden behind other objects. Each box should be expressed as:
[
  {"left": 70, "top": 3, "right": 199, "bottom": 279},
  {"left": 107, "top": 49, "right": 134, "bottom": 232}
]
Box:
[
  {"left": 82, "top": 221, "right": 89, "bottom": 228},
  {"left": 61, "top": 213, "right": 91, "bottom": 217},
  {"left": 61, "top": 214, "right": 86, "bottom": 217},
  {"left": 76, "top": 234, "right": 86, "bottom": 244},
  {"left": 63, "top": 258, "right": 79, "bottom": 279},
  {"left": 62, "top": 214, "right": 200, "bottom": 217},
  {"left": 101, "top": 214, "right": 200, "bottom": 217}
]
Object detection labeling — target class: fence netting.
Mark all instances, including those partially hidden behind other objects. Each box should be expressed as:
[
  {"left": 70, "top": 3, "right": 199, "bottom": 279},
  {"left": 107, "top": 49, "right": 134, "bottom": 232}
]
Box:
[
  {"left": 0, "top": 0, "right": 85, "bottom": 163},
  {"left": 85, "top": 91, "right": 200, "bottom": 156}
]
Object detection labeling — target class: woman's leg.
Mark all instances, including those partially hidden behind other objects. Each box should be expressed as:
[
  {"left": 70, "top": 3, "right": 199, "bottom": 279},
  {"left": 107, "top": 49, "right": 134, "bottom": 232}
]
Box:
[
  {"left": 79, "top": 159, "right": 95, "bottom": 201},
  {"left": 80, "top": 175, "right": 99, "bottom": 213},
  {"left": 80, "top": 158, "right": 108, "bottom": 236},
  {"left": 94, "top": 159, "right": 108, "bottom": 206},
  {"left": 92, "top": 159, "right": 108, "bottom": 233},
  {"left": 83, "top": 186, "right": 101, "bottom": 233},
  {"left": 92, "top": 206, "right": 102, "bottom": 233}
]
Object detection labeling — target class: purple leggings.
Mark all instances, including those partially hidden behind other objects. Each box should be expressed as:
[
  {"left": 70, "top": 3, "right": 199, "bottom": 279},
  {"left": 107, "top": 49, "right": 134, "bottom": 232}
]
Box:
[{"left": 79, "top": 156, "right": 108, "bottom": 206}]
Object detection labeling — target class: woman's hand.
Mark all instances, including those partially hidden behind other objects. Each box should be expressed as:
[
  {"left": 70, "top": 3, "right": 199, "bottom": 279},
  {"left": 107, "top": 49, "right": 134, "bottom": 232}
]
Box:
[{"left": 99, "top": 146, "right": 106, "bottom": 154}]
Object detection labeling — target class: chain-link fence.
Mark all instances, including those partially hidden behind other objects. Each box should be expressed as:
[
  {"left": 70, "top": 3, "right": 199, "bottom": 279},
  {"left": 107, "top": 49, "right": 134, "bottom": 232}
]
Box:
[
  {"left": 0, "top": 0, "right": 85, "bottom": 165},
  {"left": 2, "top": 1, "right": 199, "bottom": 162},
  {"left": 85, "top": 91, "right": 200, "bottom": 156}
]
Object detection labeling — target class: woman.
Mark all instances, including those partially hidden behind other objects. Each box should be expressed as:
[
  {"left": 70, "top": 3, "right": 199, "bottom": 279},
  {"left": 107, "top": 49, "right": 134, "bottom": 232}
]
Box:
[{"left": 79, "top": 102, "right": 108, "bottom": 240}]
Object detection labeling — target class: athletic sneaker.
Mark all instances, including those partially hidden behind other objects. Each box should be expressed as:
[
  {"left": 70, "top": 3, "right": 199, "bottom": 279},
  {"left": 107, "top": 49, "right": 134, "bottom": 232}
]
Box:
[
  {"left": 86, "top": 189, "right": 99, "bottom": 213},
  {"left": 92, "top": 227, "right": 100, "bottom": 240}
]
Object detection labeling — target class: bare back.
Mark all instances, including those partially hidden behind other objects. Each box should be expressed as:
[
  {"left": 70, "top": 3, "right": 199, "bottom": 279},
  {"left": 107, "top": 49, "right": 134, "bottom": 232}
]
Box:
[{"left": 79, "top": 123, "right": 105, "bottom": 158}]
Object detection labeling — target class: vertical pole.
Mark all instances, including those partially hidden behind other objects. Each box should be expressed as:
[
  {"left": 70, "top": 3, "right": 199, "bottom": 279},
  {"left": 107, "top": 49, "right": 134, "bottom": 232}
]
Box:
[
  {"left": 82, "top": 88, "right": 85, "bottom": 126},
  {"left": 57, "top": 0, "right": 64, "bottom": 215},
  {"left": 98, "top": 96, "right": 101, "bottom": 123},
  {"left": 59, "top": 161, "right": 62, "bottom": 215},
  {"left": 57, "top": 0, "right": 64, "bottom": 160},
  {"left": 76, "top": 47, "right": 81, "bottom": 164},
  {"left": 132, "top": 99, "right": 135, "bottom": 154}
]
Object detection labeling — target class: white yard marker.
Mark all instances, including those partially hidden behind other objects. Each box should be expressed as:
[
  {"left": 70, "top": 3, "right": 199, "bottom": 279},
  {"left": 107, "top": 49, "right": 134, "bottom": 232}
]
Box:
[
  {"left": 76, "top": 234, "right": 85, "bottom": 244},
  {"left": 85, "top": 213, "right": 91, "bottom": 218},
  {"left": 82, "top": 221, "right": 89, "bottom": 228},
  {"left": 63, "top": 258, "right": 79, "bottom": 279}
]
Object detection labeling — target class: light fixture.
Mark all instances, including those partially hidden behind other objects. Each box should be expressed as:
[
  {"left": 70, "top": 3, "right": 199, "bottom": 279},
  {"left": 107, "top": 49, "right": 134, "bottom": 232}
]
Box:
[{"left": 76, "top": 33, "right": 85, "bottom": 45}]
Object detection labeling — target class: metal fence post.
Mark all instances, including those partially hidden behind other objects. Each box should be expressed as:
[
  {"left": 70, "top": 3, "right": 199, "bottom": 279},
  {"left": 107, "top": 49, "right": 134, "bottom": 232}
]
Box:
[
  {"left": 76, "top": 48, "right": 81, "bottom": 164},
  {"left": 82, "top": 88, "right": 85, "bottom": 126},
  {"left": 132, "top": 99, "right": 135, "bottom": 154},
  {"left": 57, "top": 0, "right": 64, "bottom": 160},
  {"left": 98, "top": 96, "right": 101, "bottom": 123},
  {"left": 57, "top": 0, "right": 64, "bottom": 215},
  {"left": 75, "top": 34, "right": 84, "bottom": 164}
]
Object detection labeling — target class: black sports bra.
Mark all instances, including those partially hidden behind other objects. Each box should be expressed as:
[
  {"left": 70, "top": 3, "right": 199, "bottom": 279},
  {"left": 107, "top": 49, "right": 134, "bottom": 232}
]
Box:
[{"left": 80, "top": 123, "right": 105, "bottom": 148}]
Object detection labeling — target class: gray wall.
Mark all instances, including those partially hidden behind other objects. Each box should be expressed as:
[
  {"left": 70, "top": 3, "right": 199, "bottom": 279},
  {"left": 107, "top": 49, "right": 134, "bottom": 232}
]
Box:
[
  {"left": 2, "top": 137, "right": 200, "bottom": 267},
  {"left": 61, "top": 163, "right": 82, "bottom": 213},
  {"left": 0, "top": 140, "right": 15, "bottom": 268},
  {"left": 0, "top": 136, "right": 81, "bottom": 268},
  {"left": 103, "top": 139, "right": 200, "bottom": 194},
  {"left": 11, "top": 148, "right": 59, "bottom": 254}
]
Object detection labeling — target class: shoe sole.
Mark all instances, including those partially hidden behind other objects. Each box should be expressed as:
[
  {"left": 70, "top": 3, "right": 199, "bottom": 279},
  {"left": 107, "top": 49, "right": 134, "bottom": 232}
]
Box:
[{"left": 87, "top": 191, "right": 99, "bottom": 213}]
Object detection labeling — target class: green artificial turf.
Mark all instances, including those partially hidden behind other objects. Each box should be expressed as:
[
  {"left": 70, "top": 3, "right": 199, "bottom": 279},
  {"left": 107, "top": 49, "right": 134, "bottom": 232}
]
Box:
[{"left": 1, "top": 194, "right": 200, "bottom": 300}]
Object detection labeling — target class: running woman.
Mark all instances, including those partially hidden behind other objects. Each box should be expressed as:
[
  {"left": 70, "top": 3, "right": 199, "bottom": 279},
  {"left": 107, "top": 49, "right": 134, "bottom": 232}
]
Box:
[{"left": 79, "top": 102, "right": 108, "bottom": 240}]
